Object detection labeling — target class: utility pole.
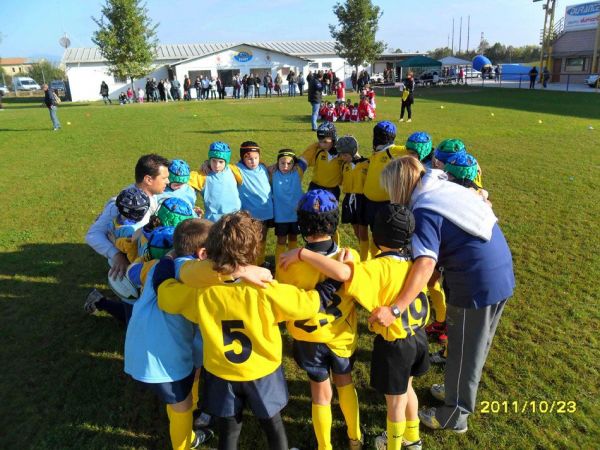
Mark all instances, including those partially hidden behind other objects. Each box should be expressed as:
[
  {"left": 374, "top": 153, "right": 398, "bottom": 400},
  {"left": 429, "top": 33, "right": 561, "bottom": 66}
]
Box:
[
  {"left": 592, "top": 11, "right": 600, "bottom": 73},
  {"left": 535, "top": 0, "right": 556, "bottom": 83},
  {"left": 452, "top": 18, "right": 455, "bottom": 55},
  {"left": 459, "top": 17, "right": 463, "bottom": 54},
  {"left": 467, "top": 16, "right": 470, "bottom": 53}
]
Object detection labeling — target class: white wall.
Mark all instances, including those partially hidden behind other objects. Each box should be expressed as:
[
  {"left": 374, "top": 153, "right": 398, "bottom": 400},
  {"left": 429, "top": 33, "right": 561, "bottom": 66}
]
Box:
[{"left": 65, "top": 62, "right": 175, "bottom": 102}]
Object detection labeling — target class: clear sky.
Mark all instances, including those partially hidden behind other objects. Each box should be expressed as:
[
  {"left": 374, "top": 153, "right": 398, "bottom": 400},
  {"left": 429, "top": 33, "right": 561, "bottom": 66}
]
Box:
[{"left": 0, "top": 0, "right": 578, "bottom": 60}]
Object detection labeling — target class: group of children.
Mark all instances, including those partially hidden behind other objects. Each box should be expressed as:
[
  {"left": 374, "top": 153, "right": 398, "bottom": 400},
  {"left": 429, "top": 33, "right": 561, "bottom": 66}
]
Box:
[
  {"left": 86, "top": 120, "right": 488, "bottom": 450},
  {"left": 320, "top": 84, "right": 377, "bottom": 123}
]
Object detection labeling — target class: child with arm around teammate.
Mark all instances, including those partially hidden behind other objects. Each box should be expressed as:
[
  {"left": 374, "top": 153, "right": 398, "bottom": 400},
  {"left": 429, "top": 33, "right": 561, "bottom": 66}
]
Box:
[
  {"left": 157, "top": 211, "right": 324, "bottom": 450},
  {"left": 276, "top": 189, "right": 362, "bottom": 450},
  {"left": 281, "top": 205, "right": 430, "bottom": 450}
]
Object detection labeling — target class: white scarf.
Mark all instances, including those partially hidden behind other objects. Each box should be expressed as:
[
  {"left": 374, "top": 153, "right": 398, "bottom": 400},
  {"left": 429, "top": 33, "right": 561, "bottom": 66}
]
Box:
[{"left": 410, "top": 169, "right": 497, "bottom": 241}]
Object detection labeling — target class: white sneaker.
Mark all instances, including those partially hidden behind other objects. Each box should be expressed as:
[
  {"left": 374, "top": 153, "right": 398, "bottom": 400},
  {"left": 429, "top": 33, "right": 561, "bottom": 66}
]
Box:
[
  {"left": 430, "top": 383, "right": 445, "bottom": 401},
  {"left": 398, "top": 118, "right": 404, "bottom": 122},
  {"left": 375, "top": 431, "right": 387, "bottom": 450},
  {"left": 84, "top": 289, "right": 103, "bottom": 314},
  {"left": 403, "top": 439, "right": 423, "bottom": 450},
  {"left": 407, "top": 119, "right": 412, "bottom": 123}
]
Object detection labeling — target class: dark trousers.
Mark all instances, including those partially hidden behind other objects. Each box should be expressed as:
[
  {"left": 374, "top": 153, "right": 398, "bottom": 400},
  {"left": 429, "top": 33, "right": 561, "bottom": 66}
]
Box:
[
  {"left": 97, "top": 297, "right": 134, "bottom": 325},
  {"left": 400, "top": 101, "right": 412, "bottom": 119},
  {"left": 299, "top": 84, "right": 304, "bottom": 95},
  {"left": 529, "top": 77, "right": 536, "bottom": 89}
]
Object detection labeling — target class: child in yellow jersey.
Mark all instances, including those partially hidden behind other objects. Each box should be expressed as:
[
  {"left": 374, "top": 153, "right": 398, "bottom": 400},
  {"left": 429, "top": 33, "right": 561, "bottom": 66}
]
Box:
[
  {"left": 362, "top": 121, "right": 409, "bottom": 258},
  {"left": 156, "top": 211, "right": 323, "bottom": 450},
  {"left": 277, "top": 189, "right": 362, "bottom": 450},
  {"left": 337, "top": 135, "right": 370, "bottom": 261},
  {"left": 300, "top": 122, "right": 344, "bottom": 200},
  {"left": 280, "top": 204, "right": 430, "bottom": 450}
]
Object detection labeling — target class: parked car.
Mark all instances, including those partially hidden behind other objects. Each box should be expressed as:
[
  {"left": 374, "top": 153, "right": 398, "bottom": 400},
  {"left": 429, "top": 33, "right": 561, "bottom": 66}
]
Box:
[
  {"left": 13, "top": 76, "right": 41, "bottom": 91},
  {"left": 0, "top": 84, "right": 8, "bottom": 95},
  {"left": 584, "top": 74, "right": 599, "bottom": 88},
  {"left": 50, "top": 80, "right": 66, "bottom": 92},
  {"left": 464, "top": 68, "right": 481, "bottom": 78}
]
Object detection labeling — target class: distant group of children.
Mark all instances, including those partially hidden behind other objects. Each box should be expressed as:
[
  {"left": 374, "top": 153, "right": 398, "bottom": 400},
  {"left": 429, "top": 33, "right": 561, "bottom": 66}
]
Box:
[
  {"left": 320, "top": 82, "right": 377, "bottom": 123},
  {"left": 85, "top": 120, "right": 488, "bottom": 450}
]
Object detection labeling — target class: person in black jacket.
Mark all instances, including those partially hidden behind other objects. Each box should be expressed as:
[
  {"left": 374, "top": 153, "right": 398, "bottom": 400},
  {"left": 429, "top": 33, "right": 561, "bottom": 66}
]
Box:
[
  {"left": 43, "top": 83, "right": 61, "bottom": 130},
  {"left": 529, "top": 66, "right": 538, "bottom": 89},
  {"left": 308, "top": 72, "right": 323, "bottom": 131},
  {"left": 399, "top": 72, "right": 415, "bottom": 123},
  {"left": 100, "top": 81, "right": 112, "bottom": 104}
]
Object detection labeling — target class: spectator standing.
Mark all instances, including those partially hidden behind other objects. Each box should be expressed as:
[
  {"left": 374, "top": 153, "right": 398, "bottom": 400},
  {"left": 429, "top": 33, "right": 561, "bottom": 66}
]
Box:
[
  {"left": 194, "top": 76, "right": 202, "bottom": 100},
  {"left": 100, "top": 81, "right": 112, "bottom": 104},
  {"left": 157, "top": 79, "right": 165, "bottom": 101},
  {"left": 528, "top": 66, "right": 538, "bottom": 89},
  {"left": 274, "top": 73, "right": 283, "bottom": 96},
  {"left": 151, "top": 78, "right": 159, "bottom": 102},
  {"left": 164, "top": 79, "right": 174, "bottom": 102},
  {"left": 145, "top": 78, "right": 152, "bottom": 102},
  {"left": 216, "top": 76, "right": 225, "bottom": 99},
  {"left": 233, "top": 74, "right": 241, "bottom": 99},
  {"left": 126, "top": 87, "right": 134, "bottom": 103},
  {"left": 399, "top": 72, "right": 415, "bottom": 123},
  {"left": 287, "top": 71, "right": 296, "bottom": 97},
  {"left": 298, "top": 72, "right": 305, "bottom": 96},
  {"left": 201, "top": 76, "right": 210, "bottom": 99},
  {"left": 351, "top": 70, "right": 357, "bottom": 91},
  {"left": 308, "top": 72, "right": 323, "bottom": 131},
  {"left": 542, "top": 67, "right": 550, "bottom": 88},
  {"left": 171, "top": 77, "right": 181, "bottom": 100},
  {"left": 43, "top": 83, "right": 61, "bottom": 131},
  {"left": 254, "top": 74, "right": 261, "bottom": 98},
  {"left": 264, "top": 74, "right": 273, "bottom": 97}
]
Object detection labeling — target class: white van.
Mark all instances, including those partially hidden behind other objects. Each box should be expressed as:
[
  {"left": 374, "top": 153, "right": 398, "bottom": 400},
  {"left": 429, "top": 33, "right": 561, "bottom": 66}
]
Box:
[{"left": 13, "top": 77, "right": 41, "bottom": 91}]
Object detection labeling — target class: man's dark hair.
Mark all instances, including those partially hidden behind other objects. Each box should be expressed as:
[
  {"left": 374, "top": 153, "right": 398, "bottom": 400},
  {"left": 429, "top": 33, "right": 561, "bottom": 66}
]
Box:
[{"left": 135, "top": 154, "right": 170, "bottom": 183}]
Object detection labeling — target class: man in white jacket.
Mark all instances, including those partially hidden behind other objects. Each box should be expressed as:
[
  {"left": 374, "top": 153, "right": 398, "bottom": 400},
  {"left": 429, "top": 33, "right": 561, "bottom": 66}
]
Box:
[{"left": 85, "top": 154, "right": 170, "bottom": 279}]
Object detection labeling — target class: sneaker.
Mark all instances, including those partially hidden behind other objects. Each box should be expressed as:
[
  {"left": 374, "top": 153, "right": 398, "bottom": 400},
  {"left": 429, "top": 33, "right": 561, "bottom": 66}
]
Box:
[
  {"left": 403, "top": 439, "right": 423, "bottom": 450},
  {"left": 407, "top": 119, "right": 412, "bottom": 123},
  {"left": 398, "top": 118, "right": 404, "bottom": 122},
  {"left": 349, "top": 437, "right": 363, "bottom": 449},
  {"left": 418, "top": 407, "right": 468, "bottom": 433},
  {"left": 84, "top": 289, "right": 103, "bottom": 314},
  {"left": 375, "top": 431, "right": 387, "bottom": 450},
  {"left": 430, "top": 349, "right": 447, "bottom": 365},
  {"left": 191, "top": 427, "right": 214, "bottom": 448},
  {"left": 430, "top": 383, "right": 445, "bottom": 401}
]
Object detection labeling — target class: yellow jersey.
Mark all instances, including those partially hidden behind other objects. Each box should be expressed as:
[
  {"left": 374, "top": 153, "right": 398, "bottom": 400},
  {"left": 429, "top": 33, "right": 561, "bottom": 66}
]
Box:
[
  {"left": 301, "top": 142, "right": 344, "bottom": 188},
  {"left": 341, "top": 157, "right": 369, "bottom": 195},
  {"left": 276, "top": 247, "right": 359, "bottom": 357},
  {"left": 344, "top": 253, "right": 430, "bottom": 341},
  {"left": 158, "top": 279, "right": 320, "bottom": 381},
  {"left": 363, "top": 145, "right": 409, "bottom": 201}
]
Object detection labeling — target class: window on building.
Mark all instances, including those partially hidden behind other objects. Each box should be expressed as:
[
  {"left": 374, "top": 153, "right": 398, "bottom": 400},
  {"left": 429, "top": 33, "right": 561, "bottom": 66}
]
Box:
[
  {"left": 321, "top": 62, "right": 332, "bottom": 69},
  {"left": 114, "top": 75, "right": 127, "bottom": 83},
  {"left": 12, "top": 68, "right": 16, "bottom": 73},
  {"left": 309, "top": 63, "right": 319, "bottom": 69},
  {"left": 565, "top": 57, "right": 586, "bottom": 72}
]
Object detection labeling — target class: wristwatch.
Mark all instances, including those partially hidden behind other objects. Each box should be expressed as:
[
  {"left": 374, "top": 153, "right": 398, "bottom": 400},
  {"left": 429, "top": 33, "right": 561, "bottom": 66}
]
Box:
[{"left": 390, "top": 305, "right": 401, "bottom": 318}]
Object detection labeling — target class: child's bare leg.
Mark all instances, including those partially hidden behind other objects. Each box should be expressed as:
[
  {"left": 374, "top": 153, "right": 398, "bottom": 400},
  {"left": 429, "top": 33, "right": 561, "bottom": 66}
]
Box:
[
  {"left": 287, "top": 234, "right": 298, "bottom": 249},
  {"left": 310, "top": 379, "right": 334, "bottom": 450},
  {"left": 384, "top": 393, "right": 408, "bottom": 450},
  {"left": 275, "top": 235, "right": 287, "bottom": 264},
  {"left": 332, "top": 373, "right": 361, "bottom": 442},
  {"left": 358, "top": 224, "right": 369, "bottom": 261},
  {"left": 352, "top": 224, "right": 360, "bottom": 240}
]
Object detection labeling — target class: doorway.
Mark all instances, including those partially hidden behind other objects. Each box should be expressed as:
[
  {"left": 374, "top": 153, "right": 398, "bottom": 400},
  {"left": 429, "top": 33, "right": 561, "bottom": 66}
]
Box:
[{"left": 217, "top": 69, "right": 240, "bottom": 87}]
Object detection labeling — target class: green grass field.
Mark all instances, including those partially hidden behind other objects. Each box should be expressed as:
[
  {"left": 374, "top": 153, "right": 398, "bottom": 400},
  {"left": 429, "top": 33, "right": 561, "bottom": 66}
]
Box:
[{"left": 1, "top": 87, "right": 599, "bottom": 450}]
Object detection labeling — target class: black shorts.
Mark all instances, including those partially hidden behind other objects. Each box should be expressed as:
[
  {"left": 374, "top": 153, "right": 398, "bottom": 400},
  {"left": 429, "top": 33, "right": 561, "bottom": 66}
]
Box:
[
  {"left": 293, "top": 340, "right": 354, "bottom": 382},
  {"left": 308, "top": 182, "right": 341, "bottom": 201},
  {"left": 141, "top": 368, "right": 195, "bottom": 404},
  {"left": 274, "top": 221, "right": 299, "bottom": 237},
  {"left": 201, "top": 366, "right": 288, "bottom": 419},
  {"left": 341, "top": 193, "right": 366, "bottom": 225},
  {"left": 362, "top": 198, "right": 390, "bottom": 230},
  {"left": 261, "top": 219, "right": 275, "bottom": 229},
  {"left": 370, "top": 328, "right": 429, "bottom": 395}
]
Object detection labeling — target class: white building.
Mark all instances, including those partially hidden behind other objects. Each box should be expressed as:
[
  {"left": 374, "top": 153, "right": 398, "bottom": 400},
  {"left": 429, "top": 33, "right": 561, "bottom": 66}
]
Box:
[{"left": 62, "top": 41, "right": 362, "bottom": 102}]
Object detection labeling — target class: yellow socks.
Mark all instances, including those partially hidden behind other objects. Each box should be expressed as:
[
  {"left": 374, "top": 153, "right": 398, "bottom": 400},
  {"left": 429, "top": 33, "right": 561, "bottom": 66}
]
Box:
[
  {"left": 191, "top": 377, "right": 199, "bottom": 411},
  {"left": 166, "top": 404, "right": 193, "bottom": 450},
  {"left": 404, "top": 419, "right": 420, "bottom": 443},
  {"left": 386, "top": 419, "right": 406, "bottom": 450},
  {"left": 312, "top": 403, "right": 333, "bottom": 450},
  {"left": 428, "top": 280, "right": 447, "bottom": 322},
  {"left": 336, "top": 383, "right": 361, "bottom": 442},
  {"left": 359, "top": 240, "right": 370, "bottom": 261},
  {"left": 275, "top": 244, "right": 287, "bottom": 265}
]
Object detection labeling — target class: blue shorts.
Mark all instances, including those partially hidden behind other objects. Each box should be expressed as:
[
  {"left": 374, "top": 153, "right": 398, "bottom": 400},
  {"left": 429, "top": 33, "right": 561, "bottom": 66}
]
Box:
[
  {"left": 293, "top": 340, "right": 355, "bottom": 382},
  {"left": 141, "top": 368, "right": 195, "bottom": 404},
  {"left": 363, "top": 198, "right": 390, "bottom": 230},
  {"left": 274, "top": 221, "right": 299, "bottom": 237},
  {"left": 201, "top": 366, "right": 288, "bottom": 419}
]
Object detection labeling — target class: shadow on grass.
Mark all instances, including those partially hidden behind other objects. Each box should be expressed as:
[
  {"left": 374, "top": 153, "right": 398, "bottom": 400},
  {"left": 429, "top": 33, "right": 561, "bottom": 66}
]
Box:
[
  {"left": 186, "top": 128, "right": 303, "bottom": 134},
  {"left": 0, "top": 128, "right": 54, "bottom": 132},
  {"left": 379, "top": 86, "right": 600, "bottom": 120},
  {"left": 0, "top": 243, "right": 168, "bottom": 448}
]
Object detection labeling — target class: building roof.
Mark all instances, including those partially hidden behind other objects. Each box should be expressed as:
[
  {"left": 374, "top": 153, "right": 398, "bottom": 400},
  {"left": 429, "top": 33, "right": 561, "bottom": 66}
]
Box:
[
  {"left": 0, "top": 57, "right": 31, "bottom": 66},
  {"left": 62, "top": 41, "right": 339, "bottom": 64},
  {"left": 552, "top": 29, "right": 597, "bottom": 57},
  {"left": 397, "top": 55, "right": 442, "bottom": 68},
  {"left": 439, "top": 56, "right": 471, "bottom": 66}
]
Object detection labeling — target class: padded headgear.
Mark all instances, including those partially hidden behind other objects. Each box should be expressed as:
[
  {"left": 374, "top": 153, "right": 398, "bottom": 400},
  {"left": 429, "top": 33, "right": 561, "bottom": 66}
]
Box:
[
  {"left": 444, "top": 152, "right": 479, "bottom": 181},
  {"left": 116, "top": 187, "right": 150, "bottom": 222},
  {"left": 156, "top": 197, "right": 194, "bottom": 228},
  {"left": 316, "top": 122, "right": 337, "bottom": 142},
  {"left": 434, "top": 139, "right": 466, "bottom": 164},
  {"left": 168, "top": 159, "right": 191, "bottom": 184},
  {"left": 372, "top": 204, "right": 415, "bottom": 249},
  {"left": 373, "top": 121, "right": 397, "bottom": 148},
  {"left": 297, "top": 189, "right": 339, "bottom": 238},
  {"left": 145, "top": 226, "right": 175, "bottom": 260},
  {"left": 208, "top": 141, "right": 231, "bottom": 163},
  {"left": 336, "top": 135, "right": 359, "bottom": 157},
  {"left": 406, "top": 132, "right": 433, "bottom": 161},
  {"left": 240, "top": 141, "right": 261, "bottom": 160}
]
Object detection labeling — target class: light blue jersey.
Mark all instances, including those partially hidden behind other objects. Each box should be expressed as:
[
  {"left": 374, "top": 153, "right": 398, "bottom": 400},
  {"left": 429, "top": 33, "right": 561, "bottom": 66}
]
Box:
[
  {"left": 109, "top": 216, "right": 144, "bottom": 240},
  {"left": 272, "top": 170, "right": 303, "bottom": 223},
  {"left": 156, "top": 184, "right": 197, "bottom": 209},
  {"left": 236, "top": 162, "right": 274, "bottom": 221},
  {"left": 203, "top": 166, "right": 241, "bottom": 222},
  {"left": 124, "top": 259, "right": 201, "bottom": 383}
]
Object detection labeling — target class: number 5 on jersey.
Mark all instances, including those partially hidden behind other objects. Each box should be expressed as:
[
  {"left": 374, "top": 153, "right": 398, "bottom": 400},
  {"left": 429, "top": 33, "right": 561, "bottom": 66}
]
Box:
[{"left": 222, "top": 320, "right": 253, "bottom": 364}]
